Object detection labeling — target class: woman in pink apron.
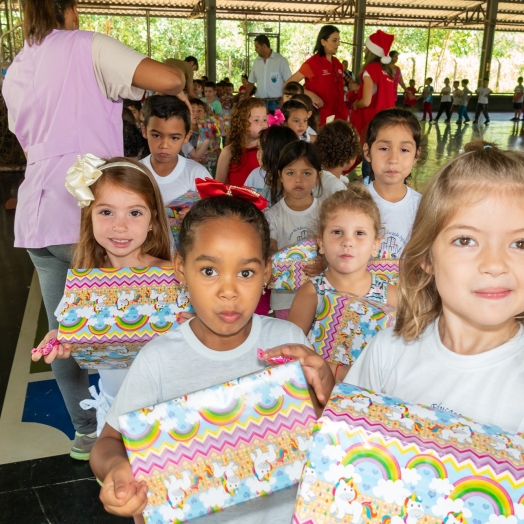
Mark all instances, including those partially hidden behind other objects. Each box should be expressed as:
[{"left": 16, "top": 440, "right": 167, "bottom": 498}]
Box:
[{"left": 2, "top": 0, "right": 188, "bottom": 460}]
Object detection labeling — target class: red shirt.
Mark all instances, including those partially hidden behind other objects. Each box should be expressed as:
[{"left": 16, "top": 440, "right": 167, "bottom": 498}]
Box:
[
  {"left": 300, "top": 54, "right": 348, "bottom": 126},
  {"left": 404, "top": 87, "right": 417, "bottom": 106},
  {"left": 228, "top": 146, "right": 260, "bottom": 186}
]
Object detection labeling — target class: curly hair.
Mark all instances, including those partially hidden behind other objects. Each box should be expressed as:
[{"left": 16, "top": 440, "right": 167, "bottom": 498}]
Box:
[
  {"left": 227, "top": 97, "right": 267, "bottom": 166},
  {"left": 315, "top": 120, "right": 362, "bottom": 169}
]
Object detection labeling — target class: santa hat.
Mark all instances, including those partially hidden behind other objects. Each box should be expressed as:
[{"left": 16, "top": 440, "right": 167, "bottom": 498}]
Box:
[{"left": 365, "top": 30, "right": 395, "bottom": 64}]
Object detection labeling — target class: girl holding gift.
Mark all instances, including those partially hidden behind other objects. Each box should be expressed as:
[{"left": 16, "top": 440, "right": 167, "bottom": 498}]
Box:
[
  {"left": 287, "top": 186, "right": 397, "bottom": 363},
  {"left": 264, "top": 140, "right": 524, "bottom": 433},
  {"left": 264, "top": 141, "right": 325, "bottom": 320},
  {"left": 90, "top": 195, "right": 314, "bottom": 523},
  {"left": 32, "top": 156, "right": 173, "bottom": 439}
]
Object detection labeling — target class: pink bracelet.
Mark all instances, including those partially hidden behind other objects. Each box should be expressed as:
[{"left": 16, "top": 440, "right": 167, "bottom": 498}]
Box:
[
  {"left": 257, "top": 348, "right": 295, "bottom": 365},
  {"left": 31, "top": 338, "right": 59, "bottom": 356}
]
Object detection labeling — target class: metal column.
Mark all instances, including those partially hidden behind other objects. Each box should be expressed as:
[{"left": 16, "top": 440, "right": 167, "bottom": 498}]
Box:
[
  {"left": 351, "top": 0, "right": 365, "bottom": 75},
  {"left": 478, "top": 0, "right": 498, "bottom": 86},
  {"left": 146, "top": 9, "right": 151, "bottom": 58},
  {"left": 423, "top": 26, "right": 431, "bottom": 82},
  {"left": 205, "top": 0, "right": 216, "bottom": 82}
]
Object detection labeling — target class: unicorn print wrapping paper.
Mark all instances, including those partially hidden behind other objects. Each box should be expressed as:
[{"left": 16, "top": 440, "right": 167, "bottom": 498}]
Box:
[
  {"left": 165, "top": 192, "right": 200, "bottom": 250},
  {"left": 56, "top": 267, "right": 193, "bottom": 369},
  {"left": 293, "top": 382, "right": 524, "bottom": 524},
  {"left": 366, "top": 258, "right": 400, "bottom": 286},
  {"left": 118, "top": 361, "right": 317, "bottom": 523},
  {"left": 270, "top": 239, "right": 318, "bottom": 290}
]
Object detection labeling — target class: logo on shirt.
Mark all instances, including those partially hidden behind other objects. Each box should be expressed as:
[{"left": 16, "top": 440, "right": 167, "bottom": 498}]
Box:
[{"left": 322, "top": 69, "right": 331, "bottom": 76}]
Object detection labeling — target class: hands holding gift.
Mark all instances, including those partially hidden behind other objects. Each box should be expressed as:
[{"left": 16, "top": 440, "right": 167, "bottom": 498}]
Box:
[
  {"left": 31, "top": 329, "right": 71, "bottom": 364},
  {"left": 304, "top": 256, "right": 325, "bottom": 278}
]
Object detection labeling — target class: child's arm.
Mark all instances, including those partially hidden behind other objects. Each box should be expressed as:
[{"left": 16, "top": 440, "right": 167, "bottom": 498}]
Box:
[
  {"left": 91, "top": 424, "right": 148, "bottom": 518},
  {"left": 31, "top": 329, "right": 71, "bottom": 364},
  {"left": 309, "top": 134, "right": 317, "bottom": 144},
  {"left": 386, "top": 284, "right": 398, "bottom": 308},
  {"left": 215, "top": 144, "right": 232, "bottom": 183},
  {"left": 287, "top": 281, "right": 318, "bottom": 335},
  {"left": 188, "top": 138, "right": 210, "bottom": 161}
]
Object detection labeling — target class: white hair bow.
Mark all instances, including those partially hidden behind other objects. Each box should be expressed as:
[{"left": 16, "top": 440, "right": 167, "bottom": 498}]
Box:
[{"left": 65, "top": 154, "right": 105, "bottom": 208}]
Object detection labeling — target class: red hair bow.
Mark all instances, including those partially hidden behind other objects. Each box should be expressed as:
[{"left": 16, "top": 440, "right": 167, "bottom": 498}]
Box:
[
  {"left": 267, "top": 109, "right": 285, "bottom": 127},
  {"left": 195, "top": 178, "right": 268, "bottom": 211}
]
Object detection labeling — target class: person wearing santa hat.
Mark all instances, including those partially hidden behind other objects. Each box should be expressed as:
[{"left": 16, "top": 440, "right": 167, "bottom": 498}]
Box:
[
  {"left": 351, "top": 29, "right": 396, "bottom": 179},
  {"left": 285, "top": 25, "right": 348, "bottom": 126}
]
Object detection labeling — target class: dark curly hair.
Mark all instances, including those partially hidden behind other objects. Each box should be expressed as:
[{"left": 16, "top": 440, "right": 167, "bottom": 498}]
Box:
[{"left": 315, "top": 120, "right": 362, "bottom": 169}]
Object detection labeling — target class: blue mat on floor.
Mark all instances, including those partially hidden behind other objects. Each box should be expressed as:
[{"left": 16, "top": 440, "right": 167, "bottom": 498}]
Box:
[{"left": 22, "top": 374, "right": 99, "bottom": 439}]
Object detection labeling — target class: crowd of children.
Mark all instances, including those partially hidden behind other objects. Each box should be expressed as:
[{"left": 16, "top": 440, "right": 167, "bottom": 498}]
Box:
[{"left": 32, "top": 79, "right": 524, "bottom": 523}]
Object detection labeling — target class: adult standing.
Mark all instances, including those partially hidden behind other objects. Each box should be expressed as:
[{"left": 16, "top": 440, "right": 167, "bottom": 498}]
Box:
[
  {"left": 164, "top": 56, "right": 199, "bottom": 99},
  {"left": 388, "top": 50, "right": 406, "bottom": 103},
  {"left": 243, "top": 35, "right": 291, "bottom": 112},
  {"left": 286, "top": 25, "right": 348, "bottom": 126},
  {"left": 2, "top": 0, "right": 187, "bottom": 460}
]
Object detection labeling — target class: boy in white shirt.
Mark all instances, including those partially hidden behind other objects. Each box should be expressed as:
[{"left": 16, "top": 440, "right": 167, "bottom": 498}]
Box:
[
  {"left": 141, "top": 95, "right": 209, "bottom": 205},
  {"left": 473, "top": 78, "right": 492, "bottom": 125},
  {"left": 456, "top": 79, "right": 472, "bottom": 124},
  {"left": 511, "top": 76, "right": 524, "bottom": 122}
]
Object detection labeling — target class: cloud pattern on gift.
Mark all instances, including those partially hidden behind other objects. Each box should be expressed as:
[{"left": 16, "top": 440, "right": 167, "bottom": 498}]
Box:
[
  {"left": 400, "top": 467, "right": 422, "bottom": 485},
  {"left": 246, "top": 476, "right": 276, "bottom": 494},
  {"left": 324, "top": 463, "right": 362, "bottom": 484},
  {"left": 428, "top": 477, "right": 454, "bottom": 495},
  {"left": 373, "top": 478, "right": 410, "bottom": 505},
  {"left": 285, "top": 460, "right": 305, "bottom": 482},
  {"left": 322, "top": 444, "right": 346, "bottom": 462},
  {"left": 432, "top": 496, "right": 472, "bottom": 518},
  {"left": 514, "top": 503, "right": 524, "bottom": 521},
  {"left": 199, "top": 486, "right": 231, "bottom": 509}
]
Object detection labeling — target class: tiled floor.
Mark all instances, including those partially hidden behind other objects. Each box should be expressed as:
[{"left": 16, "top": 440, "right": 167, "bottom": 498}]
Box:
[{"left": 0, "top": 112, "right": 522, "bottom": 523}]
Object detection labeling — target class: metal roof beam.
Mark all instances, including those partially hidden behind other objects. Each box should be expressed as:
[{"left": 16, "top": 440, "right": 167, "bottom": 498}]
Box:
[{"left": 430, "top": 1, "right": 487, "bottom": 28}]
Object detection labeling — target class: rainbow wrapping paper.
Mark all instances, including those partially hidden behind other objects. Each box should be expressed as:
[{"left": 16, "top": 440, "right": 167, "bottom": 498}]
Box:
[
  {"left": 165, "top": 192, "right": 200, "bottom": 251},
  {"left": 293, "top": 382, "right": 524, "bottom": 524},
  {"left": 270, "top": 239, "right": 318, "bottom": 291},
  {"left": 309, "top": 292, "right": 396, "bottom": 366},
  {"left": 119, "top": 361, "right": 317, "bottom": 523},
  {"left": 56, "top": 267, "right": 193, "bottom": 369},
  {"left": 366, "top": 258, "right": 400, "bottom": 285}
]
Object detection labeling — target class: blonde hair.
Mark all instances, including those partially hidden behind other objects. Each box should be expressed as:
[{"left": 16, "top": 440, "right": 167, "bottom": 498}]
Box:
[
  {"left": 71, "top": 157, "right": 171, "bottom": 268},
  {"left": 318, "top": 185, "right": 382, "bottom": 238},
  {"left": 396, "top": 141, "right": 524, "bottom": 341}
]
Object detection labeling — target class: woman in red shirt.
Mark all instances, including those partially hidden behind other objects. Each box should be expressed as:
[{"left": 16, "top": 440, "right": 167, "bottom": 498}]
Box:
[{"left": 285, "top": 25, "right": 348, "bottom": 126}]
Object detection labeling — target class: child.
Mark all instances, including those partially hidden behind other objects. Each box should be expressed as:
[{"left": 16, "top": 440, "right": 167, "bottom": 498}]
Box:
[
  {"left": 363, "top": 108, "right": 422, "bottom": 259},
  {"left": 193, "top": 79, "right": 204, "bottom": 98},
  {"left": 265, "top": 141, "right": 324, "bottom": 320},
  {"left": 292, "top": 93, "right": 319, "bottom": 136},
  {"left": 511, "top": 76, "right": 524, "bottom": 121},
  {"left": 403, "top": 79, "right": 417, "bottom": 110},
  {"left": 215, "top": 81, "right": 225, "bottom": 101},
  {"left": 123, "top": 99, "right": 142, "bottom": 127},
  {"left": 181, "top": 98, "right": 211, "bottom": 162},
  {"left": 32, "top": 157, "right": 173, "bottom": 445},
  {"left": 451, "top": 80, "right": 462, "bottom": 119},
  {"left": 202, "top": 81, "right": 223, "bottom": 115},
  {"left": 434, "top": 77, "right": 452, "bottom": 123},
  {"left": 314, "top": 120, "right": 361, "bottom": 200},
  {"left": 281, "top": 81, "right": 304, "bottom": 105},
  {"left": 473, "top": 78, "right": 492, "bottom": 125},
  {"left": 457, "top": 79, "right": 472, "bottom": 124},
  {"left": 140, "top": 95, "right": 209, "bottom": 205},
  {"left": 216, "top": 97, "right": 267, "bottom": 185},
  {"left": 287, "top": 186, "right": 397, "bottom": 364},
  {"left": 244, "top": 125, "right": 297, "bottom": 206},
  {"left": 90, "top": 196, "right": 313, "bottom": 522},
  {"left": 282, "top": 100, "right": 311, "bottom": 142},
  {"left": 268, "top": 140, "right": 524, "bottom": 434},
  {"left": 420, "top": 77, "right": 434, "bottom": 122},
  {"left": 189, "top": 98, "right": 221, "bottom": 176}
]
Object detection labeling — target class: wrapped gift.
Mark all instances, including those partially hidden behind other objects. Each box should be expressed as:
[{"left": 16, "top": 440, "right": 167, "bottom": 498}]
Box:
[
  {"left": 57, "top": 267, "right": 193, "bottom": 369},
  {"left": 270, "top": 239, "right": 318, "bottom": 291},
  {"left": 293, "top": 382, "right": 524, "bottom": 524},
  {"left": 119, "top": 361, "right": 317, "bottom": 523},
  {"left": 165, "top": 192, "right": 200, "bottom": 250},
  {"left": 308, "top": 291, "right": 396, "bottom": 365},
  {"left": 367, "top": 258, "right": 400, "bottom": 285}
]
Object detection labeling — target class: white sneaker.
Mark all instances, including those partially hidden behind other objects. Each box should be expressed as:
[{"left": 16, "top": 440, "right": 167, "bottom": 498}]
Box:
[{"left": 79, "top": 379, "right": 114, "bottom": 436}]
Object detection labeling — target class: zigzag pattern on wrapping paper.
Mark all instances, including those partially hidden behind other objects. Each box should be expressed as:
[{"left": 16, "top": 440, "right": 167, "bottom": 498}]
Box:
[
  {"left": 366, "top": 258, "right": 400, "bottom": 281},
  {"left": 61, "top": 329, "right": 175, "bottom": 344},
  {"left": 65, "top": 267, "right": 177, "bottom": 288},
  {"left": 128, "top": 410, "right": 317, "bottom": 477},
  {"left": 323, "top": 408, "right": 524, "bottom": 482},
  {"left": 66, "top": 278, "right": 177, "bottom": 292},
  {"left": 314, "top": 294, "right": 348, "bottom": 360},
  {"left": 292, "top": 517, "right": 315, "bottom": 524},
  {"left": 270, "top": 260, "right": 312, "bottom": 290}
]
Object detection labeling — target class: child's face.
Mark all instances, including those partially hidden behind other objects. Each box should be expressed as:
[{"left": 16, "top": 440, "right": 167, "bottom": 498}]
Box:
[
  {"left": 364, "top": 125, "right": 419, "bottom": 186},
  {"left": 429, "top": 194, "right": 524, "bottom": 330},
  {"left": 204, "top": 87, "right": 216, "bottom": 99},
  {"left": 483, "top": 80, "right": 489, "bottom": 88},
  {"left": 409, "top": 80, "right": 415, "bottom": 87},
  {"left": 142, "top": 116, "right": 190, "bottom": 165},
  {"left": 174, "top": 218, "right": 271, "bottom": 347},
  {"left": 318, "top": 210, "right": 380, "bottom": 276},
  {"left": 91, "top": 182, "right": 153, "bottom": 267},
  {"left": 279, "top": 158, "right": 319, "bottom": 201},
  {"left": 453, "top": 82, "right": 459, "bottom": 88},
  {"left": 191, "top": 104, "right": 206, "bottom": 124},
  {"left": 286, "top": 108, "right": 309, "bottom": 138},
  {"left": 194, "top": 83, "right": 203, "bottom": 96},
  {"left": 425, "top": 78, "right": 432, "bottom": 85},
  {"left": 248, "top": 107, "right": 268, "bottom": 139},
  {"left": 462, "top": 81, "right": 468, "bottom": 87},
  {"left": 225, "top": 86, "right": 233, "bottom": 96},
  {"left": 282, "top": 94, "right": 293, "bottom": 104},
  {"left": 444, "top": 79, "right": 450, "bottom": 85},
  {"left": 216, "top": 86, "right": 224, "bottom": 98},
  {"left": 127, "top": 105, "right": 141, "bottom": 125}
]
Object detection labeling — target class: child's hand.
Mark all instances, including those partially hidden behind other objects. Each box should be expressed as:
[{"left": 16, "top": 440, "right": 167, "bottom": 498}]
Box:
[
  {"left": 100, "top": 458, "right": 148, "bottom": 517},
  {"left": 31, "top": 330, "right": 71, "bottom": 364},
  {"left": 304, "top": 257, "right": 325, "bottom": 277},
  {"left": 261, "top": 344, "right": 335, "bottom": 416}
]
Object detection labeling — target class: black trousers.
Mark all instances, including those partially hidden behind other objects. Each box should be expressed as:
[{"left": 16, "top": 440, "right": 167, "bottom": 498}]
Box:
[
  {"left": 474, "top": 103, "right": 489, "bottom": 122},
  {"left": 435, "top": 101, "right": 452, "bottom": 120}
]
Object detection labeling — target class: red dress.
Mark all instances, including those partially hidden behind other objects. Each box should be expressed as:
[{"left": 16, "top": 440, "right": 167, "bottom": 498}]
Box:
[
  {"left": 228, "top": 146, "right": 260, "bottom": 186},
  {"left": 300, "top": 54, "right": 348, "bottom": 126},
  {"left": 351, "top": 62, "right": 396, "bottom": 141}
]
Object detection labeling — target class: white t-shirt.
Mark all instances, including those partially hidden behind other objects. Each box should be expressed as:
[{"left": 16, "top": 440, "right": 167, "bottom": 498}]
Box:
[
  {"left": 476, "top": 87, "right": 492, "bottom": 104},
  {"left": 307, "top": 126, "right": 317, "bottom": 136},
  {"left": 244, "top": 167, "right": 267, "bottom": 190},
  {"left": 440, "top": 85, "right": 451, "bottom": 103},
  {"left": 265, "top": 198, "right": 319, "bottom": 310},
  {"left": 452, "top": 89, "right": 462, "bottom": 105},
  {"left": 344, "top": 321, "right": 524, "bottom": 433},
  {"left": 141, "top": 154, "right": 209, "bottom": 205},
  {"left": 514, "top": 85, "right": 524, "bottom": 104},
  {"left": 368, "top": 182, "right": 421, "bottom": 259},
  {"left": 105, "top": 315, "right": 310, "bottom": 524},
  {"left": 314, "top": 170, "right": 348, "bottom": 201},
  {"left": 181, "top": 142, "right": 194, "bottom": 158}
]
